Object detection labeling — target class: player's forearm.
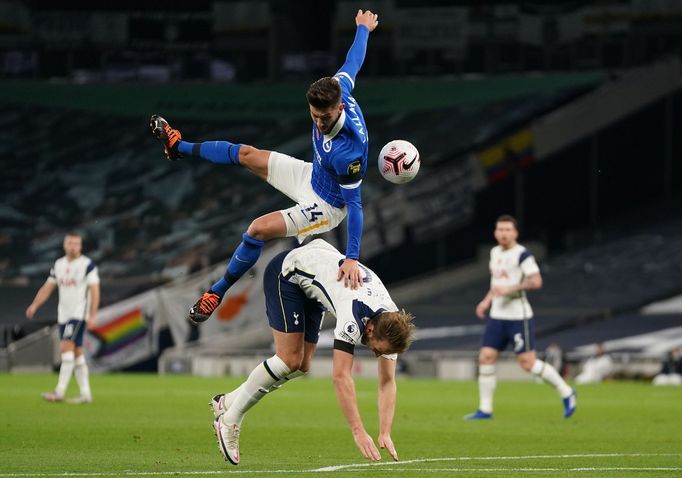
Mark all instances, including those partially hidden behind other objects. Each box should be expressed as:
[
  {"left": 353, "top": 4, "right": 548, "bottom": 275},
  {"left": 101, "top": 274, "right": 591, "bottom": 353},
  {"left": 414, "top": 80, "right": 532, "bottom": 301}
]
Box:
[
  {"left": 377, "top": 379, "right": 396, "bottom": 435},
  {"left": 512, "top": 275, "right": 543, "bottom": 293},
  {"left": 333, "top": 373, "right": 366, "bottom": 433},
  {"left": 89, "top": 285, "right": 100, "bottom": 317},
  {"left": 339, "top": 25, "right": 369, "bottom": 80},
  {"left": 481, "top": 290, "right": 494, "bottom": 303},
  {"left": 31, "top": 284, "right": 53, "bottom": 309},
  {"left": 345, "top": 201, "right": 363, "bottom": 259}
]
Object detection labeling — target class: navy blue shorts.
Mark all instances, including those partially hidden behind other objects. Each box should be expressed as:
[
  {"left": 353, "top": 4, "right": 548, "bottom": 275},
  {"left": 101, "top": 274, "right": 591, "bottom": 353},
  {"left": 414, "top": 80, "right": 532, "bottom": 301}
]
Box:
[
  {"left": 264, "top": 250, "right": 324, "bottom": 344},
  {"left": 59, "top": 319, "right": 86, "bottom": 347},
  {"left": 481, "top": 317, "right": 536, "bottom": 354}
]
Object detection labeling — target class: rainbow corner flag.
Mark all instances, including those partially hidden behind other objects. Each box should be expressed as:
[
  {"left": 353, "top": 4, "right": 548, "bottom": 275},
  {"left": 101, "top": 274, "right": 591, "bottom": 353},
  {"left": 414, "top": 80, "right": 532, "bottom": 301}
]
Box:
[{"left": 91, "top": 308, "right": 148, "bottom": 357}]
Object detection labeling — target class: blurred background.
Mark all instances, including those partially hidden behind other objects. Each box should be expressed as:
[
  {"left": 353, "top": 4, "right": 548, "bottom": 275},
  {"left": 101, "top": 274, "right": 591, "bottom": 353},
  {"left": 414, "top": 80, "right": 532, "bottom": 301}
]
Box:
[{"left": 1, "top": 0, "right": 681, "bottom": 383}]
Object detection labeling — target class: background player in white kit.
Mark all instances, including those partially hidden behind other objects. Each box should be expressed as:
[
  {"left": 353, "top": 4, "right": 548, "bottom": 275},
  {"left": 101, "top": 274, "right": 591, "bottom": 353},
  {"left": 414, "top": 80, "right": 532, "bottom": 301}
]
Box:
[
  {"left": 207, "top": 239, "right": 415, "bottom": 465},
  {"left": 26, "top": 232, "right": 100, "bottom": 404},
  {"left": 465, "top": 215, "right": 576, "bottom": 420}
]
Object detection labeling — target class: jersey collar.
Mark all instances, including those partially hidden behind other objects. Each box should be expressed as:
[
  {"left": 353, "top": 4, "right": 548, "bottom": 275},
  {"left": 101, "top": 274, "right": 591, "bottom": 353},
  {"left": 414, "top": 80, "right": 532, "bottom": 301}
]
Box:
[{"left": 324, "top": 109, "right": 345, "bottom": 142}]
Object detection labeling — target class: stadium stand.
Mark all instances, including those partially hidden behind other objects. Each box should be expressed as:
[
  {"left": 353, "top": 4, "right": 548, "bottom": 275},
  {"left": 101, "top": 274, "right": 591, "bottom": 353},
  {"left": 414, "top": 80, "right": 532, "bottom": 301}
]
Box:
[
  {"left": 0, "top": 76, "right": 602, "bottom": 364},
  {"left": 1, "top": 2, "right": 682, "bottom": 382},
  {"left": 0, "top": 78, "right": 592, "bottom": 287}
]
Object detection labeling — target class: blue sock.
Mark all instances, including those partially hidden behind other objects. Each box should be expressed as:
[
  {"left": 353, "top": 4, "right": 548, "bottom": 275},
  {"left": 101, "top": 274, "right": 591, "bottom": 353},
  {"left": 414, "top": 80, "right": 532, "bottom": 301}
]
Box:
[
  {"left": 178, "top": 140, "right": 241, "bottom": 165},
  {"left": 211, "top": 233, "right": 265, "bottom": 297}
]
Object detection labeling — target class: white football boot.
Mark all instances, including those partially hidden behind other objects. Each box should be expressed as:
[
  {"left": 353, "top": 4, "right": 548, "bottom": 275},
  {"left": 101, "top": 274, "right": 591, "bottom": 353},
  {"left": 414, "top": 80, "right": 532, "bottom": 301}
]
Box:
[
  {"left": 66, "top": 395, "right": 92, "bottom": 404},
  {"left": 213, "top": 416, "right": 240, "bottom": 465},
  {"left": 210, "top": 384, "right": 246, "bottom": 418},
  {"left": 210, "top": 389, "right": 237, "bottom": 418},
  {"left": 41, "top": 391, "right": 64, "bottom": 402}
]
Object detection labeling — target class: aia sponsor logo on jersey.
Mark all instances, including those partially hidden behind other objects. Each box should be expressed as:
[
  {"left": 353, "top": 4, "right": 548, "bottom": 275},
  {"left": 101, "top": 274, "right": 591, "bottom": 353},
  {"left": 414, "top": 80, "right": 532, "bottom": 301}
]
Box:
[
  {"left": 59, "top": 277, "right": 78, "bottom": 287},
  {"left": 491, "top": 269, "right": 510, "bottom": 279}
]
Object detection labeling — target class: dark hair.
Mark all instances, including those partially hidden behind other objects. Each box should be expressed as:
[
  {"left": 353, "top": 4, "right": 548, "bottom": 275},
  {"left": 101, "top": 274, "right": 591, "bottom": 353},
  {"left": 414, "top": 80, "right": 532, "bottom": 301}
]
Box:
[
  {"left": 306, "top": 77, "right": 341, "bottom": 109},
  {"left": 65, "top": 231, "right": 82, "bottom": 239},
  {"left": 496, "top": 214, "right": 518, "bottom": 230}
]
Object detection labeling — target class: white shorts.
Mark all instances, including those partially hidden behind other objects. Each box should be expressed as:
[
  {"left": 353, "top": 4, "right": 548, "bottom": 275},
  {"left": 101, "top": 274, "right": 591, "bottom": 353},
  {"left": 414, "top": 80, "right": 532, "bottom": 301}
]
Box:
[{"left": 267, "top": 152, "right": 347, "bottom": 243}]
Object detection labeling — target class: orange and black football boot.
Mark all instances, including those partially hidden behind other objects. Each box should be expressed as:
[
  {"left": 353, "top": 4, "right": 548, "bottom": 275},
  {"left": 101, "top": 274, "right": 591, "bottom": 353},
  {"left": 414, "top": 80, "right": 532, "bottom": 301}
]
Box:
[
  {"left": 188, "top": 290, "right": 222, "bottom": 324},
  {"left": 149, "top": 114, "right": 183, "bottom": 161}
]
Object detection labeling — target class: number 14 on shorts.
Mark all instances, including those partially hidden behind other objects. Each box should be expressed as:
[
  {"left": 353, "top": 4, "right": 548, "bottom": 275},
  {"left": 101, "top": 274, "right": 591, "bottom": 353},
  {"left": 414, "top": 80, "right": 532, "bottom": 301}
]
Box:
[{"left": 301, "top": 203, "right": 323, "bottom": 223}]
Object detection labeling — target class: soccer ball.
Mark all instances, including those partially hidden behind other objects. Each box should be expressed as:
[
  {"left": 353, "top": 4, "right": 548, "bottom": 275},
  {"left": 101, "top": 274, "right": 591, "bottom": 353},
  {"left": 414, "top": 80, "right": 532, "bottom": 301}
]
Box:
[{"left": 378, "top": 140, "right": 420, "bottom": 184}]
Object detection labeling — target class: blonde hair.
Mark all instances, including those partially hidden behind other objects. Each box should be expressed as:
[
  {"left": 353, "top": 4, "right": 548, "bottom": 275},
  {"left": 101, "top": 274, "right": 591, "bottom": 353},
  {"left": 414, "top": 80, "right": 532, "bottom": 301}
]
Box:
[{"left": 372, "top": 310, "right": 416, "bottom": 354}]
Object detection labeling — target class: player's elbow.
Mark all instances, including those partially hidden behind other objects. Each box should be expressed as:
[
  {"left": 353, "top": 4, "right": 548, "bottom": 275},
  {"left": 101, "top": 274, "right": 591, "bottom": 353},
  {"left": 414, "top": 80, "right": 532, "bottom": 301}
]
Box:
[
  {"left": 332, "top": 369, "right": 352, "bottom": 386},
  {"left": 378, "top": 375, "right": 396, "bottom": 390},
  {"left": 528, "top": 274, "right": 543, "bottom": 290}
]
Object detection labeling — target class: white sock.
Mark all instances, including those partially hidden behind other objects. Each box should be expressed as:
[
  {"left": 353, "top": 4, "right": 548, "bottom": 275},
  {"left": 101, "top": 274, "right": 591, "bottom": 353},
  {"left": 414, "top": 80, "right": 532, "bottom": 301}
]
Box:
[
  {"left": 478, "top": 364, "right": 496, "bottom": 414},
  {"left": 222, "top": 369, "right": 304, "bottom": 407},
  {"left": 225, "top": 384, "right": 245, "bottom": 401},
  {"left": 531, "top": 359, "right": 573, "bottom": 398},
  {"left": 74, "top": 355, "right": 92, "bottom": 398},
  {"left": 55, "top": 351, "right": 75, "bottom": 397},
  {"left": 222, "top": 355, "right": 291, "bottom": 425},
  {"left": 268, "top": 369, "right": 306, "bottom": 392}
]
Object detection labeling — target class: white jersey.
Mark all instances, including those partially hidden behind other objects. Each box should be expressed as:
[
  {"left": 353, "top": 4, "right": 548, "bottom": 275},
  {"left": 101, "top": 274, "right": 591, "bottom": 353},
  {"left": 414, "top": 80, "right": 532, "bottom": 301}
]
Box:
[
  {"left": 47, "top": 255, "right": 100, "bottom": 324},
  {"left": 489, "top": 243, "right": 540, "bottom": 320},
  {"left": 281, "top": 239, "right": 398, "bottom": 359}
]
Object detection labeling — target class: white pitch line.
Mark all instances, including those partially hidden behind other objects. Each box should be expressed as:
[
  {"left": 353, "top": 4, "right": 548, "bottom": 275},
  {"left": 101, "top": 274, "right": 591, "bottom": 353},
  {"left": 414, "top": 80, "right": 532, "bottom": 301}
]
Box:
[
  {"left": 1, "top": 467, "right": 682, "bottom": 477},
  {"left": 0, "top": 453, "right": 680, "bottom": 477},
  {"left": 324, "top": 468, "right": 682, "bottom": 474},
  {"left": 312, "top": 453, "right": 682, "bottom": 472}
]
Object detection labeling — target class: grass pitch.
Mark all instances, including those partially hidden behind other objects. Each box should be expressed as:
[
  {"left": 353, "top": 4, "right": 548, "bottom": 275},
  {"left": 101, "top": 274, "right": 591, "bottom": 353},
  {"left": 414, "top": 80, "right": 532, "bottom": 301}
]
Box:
[{"left": 0, "top": 374, "right": 680, "bottom": 477}]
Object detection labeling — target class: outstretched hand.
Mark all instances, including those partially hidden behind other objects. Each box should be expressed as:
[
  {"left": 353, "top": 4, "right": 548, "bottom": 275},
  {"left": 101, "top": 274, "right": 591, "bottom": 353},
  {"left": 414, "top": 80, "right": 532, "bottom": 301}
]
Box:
[
  {"left": 355, "top": 9, "right": 379, "bottom": 32},
  {"left": 475, "top": 300, "right": 489, "bottom": 320},
  {"left": 353, "top": 429, "right": 381, "bottom": 461},
  {"left": 25, "top": 304, "right": 37, "bottom": 320},
  {"left": 378, "top": 433, "right": 399, "bottom": 461}
]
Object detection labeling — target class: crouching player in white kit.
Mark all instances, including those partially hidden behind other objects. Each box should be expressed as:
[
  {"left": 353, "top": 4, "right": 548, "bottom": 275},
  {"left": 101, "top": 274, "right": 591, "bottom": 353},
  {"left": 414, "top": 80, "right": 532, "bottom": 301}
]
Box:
[
  {"left": 26, "top": 232, "right": 100, "bottom": 404},
  {"left": 465, "top": 215, "right": 576, "bottom": 420},
  {"left": 207, "top": 239, "right": 415, "bottom": 465}
]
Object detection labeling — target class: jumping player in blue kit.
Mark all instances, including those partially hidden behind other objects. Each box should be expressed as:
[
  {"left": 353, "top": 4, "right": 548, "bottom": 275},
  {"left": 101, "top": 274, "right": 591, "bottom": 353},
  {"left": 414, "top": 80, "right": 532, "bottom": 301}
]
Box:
[{"left": 150, "top": 10, "right": 379, "bottom": 324}]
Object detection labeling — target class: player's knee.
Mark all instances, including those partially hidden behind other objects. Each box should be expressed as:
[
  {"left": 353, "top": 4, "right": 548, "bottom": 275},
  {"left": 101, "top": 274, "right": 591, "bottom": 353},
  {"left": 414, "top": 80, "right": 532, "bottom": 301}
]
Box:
[
  {"left": 247, "top": 216, "right": 285, "bottom": 241},
  {"left": 238, "top": 144, "right": 256, "bottom": 161},
  {"left": 246, "top": 220, "right": 269, "bottom": 241},
  {"left": 479, "top": 352, "right": 496, "bottom": 364},
  {"left": 238, "top": 144, "right": 266, "bottom": 167},
  {"left": 299, "top": 358, "right": 312, "bottom": 373},
  {"left": 518, "top": 357, "right": 534, "bottom": 372},
  {"left": 280, "top": 353, "right": 304, "bottom": 372}
]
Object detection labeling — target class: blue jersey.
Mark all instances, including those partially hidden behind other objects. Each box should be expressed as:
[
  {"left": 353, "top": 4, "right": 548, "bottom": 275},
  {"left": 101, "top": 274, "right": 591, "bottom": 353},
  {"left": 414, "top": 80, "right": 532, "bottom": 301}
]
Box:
[
  {"left": 309, "top": 25, "right": 370, "bottom": 260},
  {"left": 310, "top": 75, "right": 368, "bottom": 208}
]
